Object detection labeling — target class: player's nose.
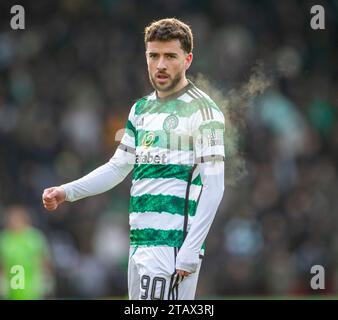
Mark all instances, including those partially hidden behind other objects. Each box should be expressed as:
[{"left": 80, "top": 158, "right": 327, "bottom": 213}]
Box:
[{"left": 157, "top": 57, "right": 167, "bottom": 70}]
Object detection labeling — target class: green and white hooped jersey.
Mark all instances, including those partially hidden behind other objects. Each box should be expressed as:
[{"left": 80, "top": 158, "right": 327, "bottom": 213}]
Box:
[{"left": 120, "top": 81, "right": 225, "bottom": 248}]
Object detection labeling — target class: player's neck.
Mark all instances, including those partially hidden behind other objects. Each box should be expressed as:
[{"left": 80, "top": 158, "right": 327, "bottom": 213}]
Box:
[{"left": 157, "top": 78, "right": 189, "bottom": 99}]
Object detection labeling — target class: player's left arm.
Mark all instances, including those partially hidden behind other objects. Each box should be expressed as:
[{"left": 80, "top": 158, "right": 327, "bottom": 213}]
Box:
[
  {"left": 176, "top": 100, "right": 226, "bottom": 275},
  {"left": 176, "top": 161, "right": 224, "bottom": 275}
]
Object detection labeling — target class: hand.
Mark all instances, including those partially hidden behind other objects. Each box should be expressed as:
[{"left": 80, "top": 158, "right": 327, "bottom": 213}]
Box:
[
  {"left": 175, "top": 246, "right": 200, "bottom": 274},
  {"left": 42, "top": 187, "right": 66, "bottom": 211},
  {"left": 176, "top": 269, "right": 191, "bottom": 277}
]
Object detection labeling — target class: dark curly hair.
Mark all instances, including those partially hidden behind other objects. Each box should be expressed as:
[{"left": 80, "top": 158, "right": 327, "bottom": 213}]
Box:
[{"left": 144, "top": 18, "right": 193, "bottom": 53}]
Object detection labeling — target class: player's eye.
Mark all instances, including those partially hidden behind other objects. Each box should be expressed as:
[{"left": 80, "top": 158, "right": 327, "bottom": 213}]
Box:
[
  {"left": 166, "top": 54, "right": 176, "bottom": 59},
  {"left": 149, "top": 53, "right": 158, "bottom": 59}
]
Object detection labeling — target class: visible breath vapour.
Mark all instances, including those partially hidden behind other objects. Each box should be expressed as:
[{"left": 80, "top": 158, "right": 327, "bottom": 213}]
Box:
[{"left": 191, "top": 63, "right": 272, "bottom": 186}]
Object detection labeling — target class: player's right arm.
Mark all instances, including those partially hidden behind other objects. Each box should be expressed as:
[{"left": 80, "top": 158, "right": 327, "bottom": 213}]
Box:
[{"left": 42, "top": 104, "right": 137, "bottom": 211}]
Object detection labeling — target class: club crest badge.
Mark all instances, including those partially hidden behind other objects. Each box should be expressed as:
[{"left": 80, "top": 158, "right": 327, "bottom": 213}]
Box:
[
  {"left": 142, "top": 132, "right": 156, "bottom": 148},
  {"left": 163, "top": 114, "right": 179, "bottom": 131}
]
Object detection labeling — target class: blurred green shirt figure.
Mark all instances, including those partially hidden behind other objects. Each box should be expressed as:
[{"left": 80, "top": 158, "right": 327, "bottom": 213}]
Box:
[{"left": 0, "top": 205, "right": 52, "bottom": 300}]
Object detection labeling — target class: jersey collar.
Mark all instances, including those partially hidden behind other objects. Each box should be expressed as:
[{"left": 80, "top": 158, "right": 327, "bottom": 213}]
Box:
[{"left": 155, "top": 81, "right": 194, "bottom": 103}]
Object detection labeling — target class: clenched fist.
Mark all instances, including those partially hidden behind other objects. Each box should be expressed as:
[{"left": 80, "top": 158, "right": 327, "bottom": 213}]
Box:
[{"left": 42, "top": 187, "right": 66, "bottom": 211}]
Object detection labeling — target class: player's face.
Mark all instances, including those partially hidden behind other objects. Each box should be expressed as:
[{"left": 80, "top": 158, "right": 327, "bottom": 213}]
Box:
[
  {"left": 146, "top": 40, "right": 192, "bottom": 96},
  {"left": 6, "top": 208, "right": 29, "bottom": 231}
]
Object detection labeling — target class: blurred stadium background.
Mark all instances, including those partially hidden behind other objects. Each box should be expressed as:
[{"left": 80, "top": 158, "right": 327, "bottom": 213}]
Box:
[{"left": 0, "top": 0, "right": 338, "bottom": 299}]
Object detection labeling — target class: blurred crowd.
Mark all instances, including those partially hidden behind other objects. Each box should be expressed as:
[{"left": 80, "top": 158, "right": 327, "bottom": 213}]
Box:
[{"left": 0, "top": 0, "right": 337, "bottom": 298}]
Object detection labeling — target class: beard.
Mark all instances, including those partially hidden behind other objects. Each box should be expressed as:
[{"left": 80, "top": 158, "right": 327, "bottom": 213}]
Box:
[{"left": 149, "top": 72, "right": 182, "bottom": 93}]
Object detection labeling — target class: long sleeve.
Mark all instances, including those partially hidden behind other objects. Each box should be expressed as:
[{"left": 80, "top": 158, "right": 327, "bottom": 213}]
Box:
[
  {"left": 61, "top": 147, "right": 134, "bottom": 202},
  {"left": 61, "top": 103, "right": 137, "bottom": 202},
  {"left": 175, "top": 160, "right": 224, "bottom": 273}
]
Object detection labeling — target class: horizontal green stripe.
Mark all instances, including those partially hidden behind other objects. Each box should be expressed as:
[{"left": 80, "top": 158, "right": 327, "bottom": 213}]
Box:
[
  {"left": 134, "top": 97, "right": 149, "bottom": 115},
  {"left": 136, "top": 130, "right": 193, "bottom": 151},
  {"left": 135, "top": 98, "right": 220, "bottom": 117},
  {"left": 133, "top": 164, "right": 192, "bottom": 181},
  {"left": 130, "top": 229, "right": 206, "bottom": 249},
  {"left": 134, "top": 100, "right": 150, "bottom": 115},
  {"left": 198, "top": 121, "right": 225, "bottom": 131},
  {"left": 129, "top": 194, "right": 197, "bottom": 216},
  {"left": 135, "top": 99, "right": 198, "bottom": 117},
  {"left": 130, "top": 228, "right": 184, "bottom": 247},
  {"left": 135, "top": 100, "right": 160, "bottom": 115}
]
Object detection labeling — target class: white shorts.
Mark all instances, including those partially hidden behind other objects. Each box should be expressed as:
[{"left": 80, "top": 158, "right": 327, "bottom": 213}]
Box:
[{"left": 128, "top": 246, "right": 202, "bottom": 300}]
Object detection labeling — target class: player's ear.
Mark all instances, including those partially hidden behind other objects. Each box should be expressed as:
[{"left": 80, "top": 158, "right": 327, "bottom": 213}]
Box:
[{"left": 185, "top": 52, "right": 193, "bottom": 70}]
